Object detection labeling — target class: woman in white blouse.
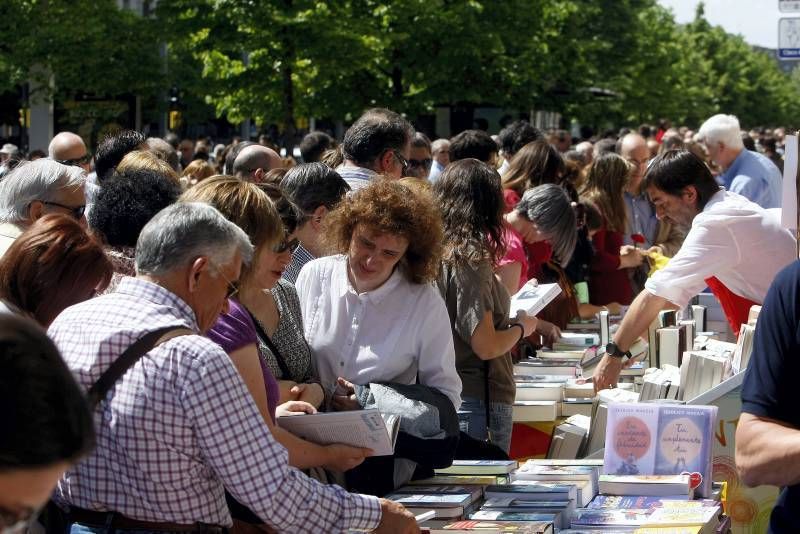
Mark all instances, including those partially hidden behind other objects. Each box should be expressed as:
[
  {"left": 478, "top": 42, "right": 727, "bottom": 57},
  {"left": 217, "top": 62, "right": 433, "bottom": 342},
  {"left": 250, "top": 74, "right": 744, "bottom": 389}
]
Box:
[{"left": 295, "top": 179, "right": 462, "bottom": 411}]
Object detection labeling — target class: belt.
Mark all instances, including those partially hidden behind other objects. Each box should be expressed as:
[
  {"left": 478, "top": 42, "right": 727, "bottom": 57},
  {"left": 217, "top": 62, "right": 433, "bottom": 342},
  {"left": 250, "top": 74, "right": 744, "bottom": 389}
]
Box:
[{"left": 69, "top": 507, "right": 225, "bottom": 533}]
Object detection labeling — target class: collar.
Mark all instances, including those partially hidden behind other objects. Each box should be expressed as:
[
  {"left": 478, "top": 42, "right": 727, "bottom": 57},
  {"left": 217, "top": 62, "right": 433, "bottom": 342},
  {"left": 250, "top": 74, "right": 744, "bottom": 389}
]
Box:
[
  {"left": 336, "top": 164, "right": 377, "bottom": 178},
  {"left": 116, "top": 276, "right": 200, "bottom": 331},
  {"left": 624, "top": 189, "right": 647, "bottom": 201},
  {"left": 701, "top": 189, "right": 727, "bottom": 213},
  {"left": 335, "top": 256, "right": 406, "bottom": 305},
  {"left": 720, "top": 149, "right": 746, "bottom": 185}
]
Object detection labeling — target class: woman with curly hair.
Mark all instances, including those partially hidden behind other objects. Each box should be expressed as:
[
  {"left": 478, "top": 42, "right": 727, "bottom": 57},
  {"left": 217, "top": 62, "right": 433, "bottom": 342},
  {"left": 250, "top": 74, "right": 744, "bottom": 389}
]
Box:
[
  {"left": 296, "top": 179, "right": 461, "bottom": 412},
  {"left": 435, "top": 159, "right": 538, "bottom": 453}
]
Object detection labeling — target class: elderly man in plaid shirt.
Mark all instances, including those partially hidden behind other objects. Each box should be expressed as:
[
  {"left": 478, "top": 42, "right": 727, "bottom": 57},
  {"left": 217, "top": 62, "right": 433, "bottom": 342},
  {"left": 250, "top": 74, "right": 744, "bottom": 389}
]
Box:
[{"left": 48, "top": 202, "right": 417, "bottom": 534}]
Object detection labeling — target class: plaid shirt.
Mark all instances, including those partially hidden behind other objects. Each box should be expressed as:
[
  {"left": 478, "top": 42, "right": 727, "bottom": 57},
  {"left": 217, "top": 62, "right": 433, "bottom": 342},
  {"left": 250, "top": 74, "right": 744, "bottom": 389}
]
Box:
[
  {"left": 282, "top": 242, "right": 315, "bottom": 285},
  {"left": 49, "top": 277, "right": 381, "bottom": 531}
]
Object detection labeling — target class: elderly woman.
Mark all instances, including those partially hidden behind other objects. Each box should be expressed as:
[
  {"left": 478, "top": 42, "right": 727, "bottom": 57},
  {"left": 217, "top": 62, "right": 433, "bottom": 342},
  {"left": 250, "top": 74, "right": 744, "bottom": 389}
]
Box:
[
  {"left": 295, "top": 179, "right": 461, "bottom": 411},
  {"left": 0, "top": 213, "right": 112, "bottom": 326},
  {"left": 435, "top": 159, "right": 538, "bottom": 454}
]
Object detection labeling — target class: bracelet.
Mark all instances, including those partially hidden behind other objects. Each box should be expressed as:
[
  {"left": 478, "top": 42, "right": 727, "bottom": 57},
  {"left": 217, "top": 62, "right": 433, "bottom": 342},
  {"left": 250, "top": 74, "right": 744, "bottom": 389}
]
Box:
[{"left": 510, "top": 323, "right": 525, "bottom": 342}]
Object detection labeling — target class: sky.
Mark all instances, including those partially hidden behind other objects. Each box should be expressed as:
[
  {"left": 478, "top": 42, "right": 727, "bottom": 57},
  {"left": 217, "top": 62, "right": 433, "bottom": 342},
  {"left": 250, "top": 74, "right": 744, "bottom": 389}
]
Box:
[{"left": 657, "top": 0, "right": 783, "bottom": 49}]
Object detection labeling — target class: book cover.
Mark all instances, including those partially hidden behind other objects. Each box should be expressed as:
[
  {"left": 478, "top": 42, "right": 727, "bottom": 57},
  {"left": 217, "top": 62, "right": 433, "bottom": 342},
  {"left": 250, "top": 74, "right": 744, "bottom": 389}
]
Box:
[
  {"left": 276, "top": 408, "right": 398, "bottom": 456},
  {"left": 509, "top": 281, "right": 562, "bottom": 318},
  {"left": 439, "top": 520, "right": 553, "bottom": 532},
  {"left": 469, "top": 511, "right": 558, "bottom": 523},
  {"left": 485, "top": 483, "right": 575, "bottom": 502},
  {"left": 512, "top": 464, "right": 596, "bottom": 480},
  {"left": 598, "top": 475, "right": 692, "bottom": 497},
  {"left": 604, "top": 403, "right": 661, "bottom": 476},
  {"left": 384, "top": 493, "right": 473, "bottom": 507},
  {"left": 570, "top": 508, "right": 652, "bottom": 527},
  {"left": 588, "top": 495, "right": 691, "bottom": 509},
  {"left": 654, "top": 405, "right": 717, "bottom": 498},
  {"left": 408, "top": 475, "right": 503, "bottom": 486},
  {"left": 437, "top": 460, "right": 518, "bottom": 475}
]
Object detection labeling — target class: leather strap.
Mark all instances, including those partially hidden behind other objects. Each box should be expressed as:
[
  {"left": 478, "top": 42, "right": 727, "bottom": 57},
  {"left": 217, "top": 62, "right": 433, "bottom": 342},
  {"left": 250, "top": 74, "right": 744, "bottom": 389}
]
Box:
[
  {"left": 87, "top": 326, "right": 193, "bottom": 409},
  {"left": 68, "top": 507, "right": 224, "bottom": 533}
]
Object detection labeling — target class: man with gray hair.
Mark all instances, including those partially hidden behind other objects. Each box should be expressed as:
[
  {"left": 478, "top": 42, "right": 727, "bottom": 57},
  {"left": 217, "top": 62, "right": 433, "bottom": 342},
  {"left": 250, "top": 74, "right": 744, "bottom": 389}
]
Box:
[
  {"left": 0, "top": 159, "right": 86, "bottom": 256},
  {"left": 232, "top": 143, "right": 283, "bottom": 182},
  {"left": 49, "top": 202, "right": 417, "bottom": 533},
  {"left": 698, "top": 113, "right": 782, "bottom": 209},
  {"left": 428, "top": 138, "right": 450, "bottom": 182}
]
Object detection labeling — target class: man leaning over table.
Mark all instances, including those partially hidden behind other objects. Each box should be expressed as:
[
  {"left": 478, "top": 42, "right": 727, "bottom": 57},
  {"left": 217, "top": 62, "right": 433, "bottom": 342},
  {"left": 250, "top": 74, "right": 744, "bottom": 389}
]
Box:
[{"left": 592, "top": 149, "right": 795, "bottom": 393}]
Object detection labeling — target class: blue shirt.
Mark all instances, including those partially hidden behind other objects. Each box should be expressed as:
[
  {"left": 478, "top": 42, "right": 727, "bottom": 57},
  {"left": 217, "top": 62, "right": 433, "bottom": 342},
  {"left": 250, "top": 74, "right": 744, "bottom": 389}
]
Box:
[
  {"left": 623, "top": 191, "right": 659, "bottom": 248},
  {"left": 741, "top": 260, "right": 800, "bottom": 533},
  {"left": 336, "top": 164, "right": 375, "bottom": 191},
  {"left": 719, "top": 149, "right": 782, "bottom": 209}
]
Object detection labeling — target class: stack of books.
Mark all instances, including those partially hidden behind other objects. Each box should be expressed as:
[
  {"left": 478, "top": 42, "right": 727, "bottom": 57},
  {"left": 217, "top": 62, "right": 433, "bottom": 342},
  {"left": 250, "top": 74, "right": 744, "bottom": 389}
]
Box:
[
  {"left": 545, "top": 415, "right": 590, "bottom": 459},
  {"left": 638, "top": 365, "right": 681, "bottom": 401}
]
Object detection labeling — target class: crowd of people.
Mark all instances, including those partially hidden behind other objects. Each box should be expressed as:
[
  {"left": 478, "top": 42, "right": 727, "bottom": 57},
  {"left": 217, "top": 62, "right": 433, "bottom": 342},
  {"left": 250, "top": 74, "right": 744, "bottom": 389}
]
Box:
[{"left": 1, "top": 107, "right": 798, "bottom": 533}]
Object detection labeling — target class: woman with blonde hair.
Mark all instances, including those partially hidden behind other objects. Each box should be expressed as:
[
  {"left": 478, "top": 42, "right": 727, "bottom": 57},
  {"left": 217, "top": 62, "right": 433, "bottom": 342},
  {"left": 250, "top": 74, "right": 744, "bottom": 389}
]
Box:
[
  {"left": 581, "top": 153, "right": 644, "bottom": 306},
  {"left": 181, "top": 159, "right": 215, "bottom": 187},
  {"left": 116, "top": 150, "right": 179, "bottom": 183}
]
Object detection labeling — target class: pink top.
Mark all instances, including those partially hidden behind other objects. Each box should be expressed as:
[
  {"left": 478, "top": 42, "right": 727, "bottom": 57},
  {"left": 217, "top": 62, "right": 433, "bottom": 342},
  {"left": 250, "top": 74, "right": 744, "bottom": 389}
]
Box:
[{"left": 498, "top": 227, "right": 528, "bottom": 291}]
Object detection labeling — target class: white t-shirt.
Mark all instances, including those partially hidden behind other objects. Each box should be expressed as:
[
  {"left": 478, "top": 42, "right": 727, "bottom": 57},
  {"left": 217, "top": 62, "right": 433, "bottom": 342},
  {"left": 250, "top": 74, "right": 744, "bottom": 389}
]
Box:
[
  {"left": 645, "top": 190, "right": 796, "bottom": 307},
  {"left": 295, "top": 254, "right": 462, "bottom": 409}
]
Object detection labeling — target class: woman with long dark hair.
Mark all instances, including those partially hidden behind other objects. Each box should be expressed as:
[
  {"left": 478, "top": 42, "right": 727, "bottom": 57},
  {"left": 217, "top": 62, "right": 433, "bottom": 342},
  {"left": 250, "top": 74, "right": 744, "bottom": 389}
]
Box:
[{"left": 435, "top": 159, "right": 538, "bottom": 453}]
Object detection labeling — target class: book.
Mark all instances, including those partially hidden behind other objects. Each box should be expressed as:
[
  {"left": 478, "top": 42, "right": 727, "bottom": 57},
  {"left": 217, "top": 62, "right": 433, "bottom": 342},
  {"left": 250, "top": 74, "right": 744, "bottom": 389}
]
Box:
[
  {"left": 512, "top": 464, "right": 597, "bottom": 482},
  {"left": 514, "top": 382, "right": 564, "bottom": 402},
  {"left": 484, "top": 483, "right": 576, "bottom": 502},
  {"left": 522, "top": 458, "right": 604, "bottom": 467},
  {"left": 509, "top": 281, "right": 562, "bottom": 319},
  {"left": 512, "top": 401, "right": 558, "bottom": 422},
  {"left": 552, "top": 332, "right": 600, "bottom": 350},
  {"left": 691, "top": 305, "right": 707, "bottom": 332},
  {"left": 561, "top": 398, "right": 593, "bottom": 418},
  {"left": 408, "top": 475, "right": 505, "bottom": 486},
  {"left": 598, "top": 475, "right": 693, "bottom": 498},
  {"left": 570, "top": 508, "right": 652, "bottom": 529},
  {"left": 587, "top": 495, "right": 695, "bottom": 509},
  {"left": 680, "top": 351, "right": 727, "bottom": 401},
  {"left": 645, "top": 505, "right": 721, "bottom": 530},
  {"left": 433, "top": 520, "right": 554, "bottom": 533},
  {"left": 437, "top": 460, "right": 518, "bottom": 476},
  {"left": 564, "top": 378, "right": 596, "bottom": 398},
  {"left": 479, "top": 498, "right": 573, "bottom": 529},
  {"left": 544, "top": 415, "right": 591, "bottom": 459},
  {"left": 468, "top": 511, "right": 559, "bottom": 523},
  {"left": 599, "top": 309, "right": 610, "bottom": 346},
  {"left": 731, "top": 323, "right": 755, "bottom": 374},
  {"left": 514, "top": 359, "right": 578, "bottom": 377},
  {"left": 389, "top": 493, "right": 475, "bottom": 519},
  {"left": 276, "top": 408, "right": 399, "bottom": 456},
  {"left": 603, "top": 403, "right": 718, "bottom": 497},
  {"left": 510, "top": 478, "right": 596, "bottom": 507},
  {"left": 657, "top": 326, "right": 685, "bottom": 368},
  {"left": 393, "top": 484, "right": 483, "bottom": 504},
  {"left": 535, "top": 350, "right": 584, "bottom": 360}
]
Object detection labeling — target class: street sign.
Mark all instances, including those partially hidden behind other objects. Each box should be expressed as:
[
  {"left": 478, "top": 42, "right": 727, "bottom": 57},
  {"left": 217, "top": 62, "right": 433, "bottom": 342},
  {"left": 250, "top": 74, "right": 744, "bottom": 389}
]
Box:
[
  {"left": 780, "top": 0, "right": 800, "bottom": 13},
  {"left": 779, "top": 17, "right": 800, "bottom": 59}
]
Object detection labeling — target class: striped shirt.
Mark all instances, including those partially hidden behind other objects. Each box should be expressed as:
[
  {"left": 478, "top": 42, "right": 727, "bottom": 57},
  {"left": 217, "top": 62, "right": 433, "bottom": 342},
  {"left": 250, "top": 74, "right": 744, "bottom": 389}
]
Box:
[{"left": 49, "top": 276, "right": 381, "bottom": 531}]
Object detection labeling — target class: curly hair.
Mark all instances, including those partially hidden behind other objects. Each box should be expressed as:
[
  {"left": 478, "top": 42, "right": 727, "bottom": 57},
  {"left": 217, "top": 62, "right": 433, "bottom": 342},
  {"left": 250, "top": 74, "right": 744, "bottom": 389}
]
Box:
[
  {"left": 434, "top": 159, "right": 506, "bottom": 267},
  {"left": 324, "top": 178, "right": 443, "bottom": 284}
]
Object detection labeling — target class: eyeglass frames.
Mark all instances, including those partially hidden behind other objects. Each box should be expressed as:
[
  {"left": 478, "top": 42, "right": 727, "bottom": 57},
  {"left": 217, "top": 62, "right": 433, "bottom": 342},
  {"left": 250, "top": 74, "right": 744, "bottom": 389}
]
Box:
[
  {"left": 40, "top": 201, "right": 86, "bottom": 220},
  {"left": 273, "top": 237, "right": 300, "bottom": 254},
  {"left": 56, "top": 154, "right": 92, "bottom": 167}
]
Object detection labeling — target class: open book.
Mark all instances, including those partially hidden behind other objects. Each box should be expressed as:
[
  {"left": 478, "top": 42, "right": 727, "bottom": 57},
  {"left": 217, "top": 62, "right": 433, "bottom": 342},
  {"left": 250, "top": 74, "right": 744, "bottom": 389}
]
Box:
[
  {"left": 509, "top": 281, "right": 562, "bottom": 318},
  {"left": 276, "top": 408, "right": 400, "bottom": 456}
]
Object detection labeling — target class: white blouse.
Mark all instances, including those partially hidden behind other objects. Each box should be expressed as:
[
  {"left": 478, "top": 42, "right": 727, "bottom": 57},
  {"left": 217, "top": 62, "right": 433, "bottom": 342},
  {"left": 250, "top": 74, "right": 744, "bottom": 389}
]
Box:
[{"left": 296, "top": 255, "right": 462, "bottom": 410}]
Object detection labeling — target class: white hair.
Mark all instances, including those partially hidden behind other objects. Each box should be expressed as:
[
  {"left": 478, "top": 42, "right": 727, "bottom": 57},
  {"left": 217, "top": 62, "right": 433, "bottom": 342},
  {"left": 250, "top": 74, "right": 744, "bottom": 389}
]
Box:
[
  {"left": 0, "top": 159, "right": 85, "bottom": 224},
  {"left": 698, "top": 114, "right": 743, "bottom": 149},
  {"left": 431, "top": 138, "right": 450, "bottom": 153},
  {"left": 135, "top": 202, "right": 253, "bottom": 276}
]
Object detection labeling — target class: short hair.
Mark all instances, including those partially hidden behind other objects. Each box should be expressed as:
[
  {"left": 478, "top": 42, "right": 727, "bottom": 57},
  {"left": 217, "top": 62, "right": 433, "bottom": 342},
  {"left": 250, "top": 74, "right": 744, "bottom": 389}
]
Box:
[
  {"left": 257, "top": 183, "right": 304, "bottom": 235},
  {"left": 497, "top": 120, "right": 543, "bottom": 157},
  {"left": 0, "top": 159, "right": 85, "bottom": 225},
  {"left": 280, "top": 162, "right": 350, "bottom": 214},
  {"left": 325, "top": 179, "right": 443, "bottom": 284},
  {"left": 501, "top": 139, "right": 565, "bottom": 196},
  {"left": 0, "top": 313, "right": 95, "bottom": 470},
  {"left": 181, "top": 159, "right": 216, "bottom": 184},
  {"left": 89, "top": 169, "right": 181, "bottom": 248},
  {"left": 643, "top": 149, "right": 721, "bottom": 211},
  {"left": 116, "top": 150, "right": 179, "bottom": 183},
  {"left": 0, "top": 214, "right": 112, "bottom": 326},
  {"left": 761, "top": 136, "right": 778, "bottom": 153},
  {"left": 698, "top": 114, "right": 743, "bottom": 149},
  {"left": 145, "top": 137, "right": 180, "bottom": 172},
  {"left": 163, "top": 132, "right": 180, "bottom": 149},
  {"left": 741, "top": 132, "right": 756, "bottom": 151},
  {"left": 136, "top": 202, "right": 254, "bottom": 277},
  {"left": 411, "top": 132, "right": 432, "bottom": 151},
  {"left": 431, "top": 138, "right": 450, "bottom": 155},
  {"left": 179, "top": 177, "right": 279, "bottom": 280},
  {"left": 342, "top": 108, "right": 414, "bottom": 167},
  {"left": 449, "top": 129, "right": 497, "bottom": 163},
  {"left": 434, "top": 159, "right": 505, "bottom": 266},
  {"left": 594, "top": 138, "right": 617, "bottom": 157},
  {"left": 582, "top": 153, "right": 631, "bottom": 233},
  {"left": 299, "top": 131, "right": 334, "bottom": 163},
  {"left": 95, "top": 130, "right": 147, "bottom": 182},
  {"left": 515, "top": 184, "right": 577, "bottom": 265}
]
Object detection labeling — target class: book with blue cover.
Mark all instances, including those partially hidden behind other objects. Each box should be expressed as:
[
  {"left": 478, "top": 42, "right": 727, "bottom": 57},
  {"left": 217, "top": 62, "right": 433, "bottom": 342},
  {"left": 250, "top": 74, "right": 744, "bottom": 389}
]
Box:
[{"left": 603, "top": 403, "right": 718, "bottom": 498}]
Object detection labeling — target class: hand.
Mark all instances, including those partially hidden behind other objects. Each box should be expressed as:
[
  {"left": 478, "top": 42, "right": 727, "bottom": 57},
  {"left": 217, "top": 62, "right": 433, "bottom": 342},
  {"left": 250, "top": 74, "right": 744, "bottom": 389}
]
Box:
[
  {"left": 515, "top": 312, "right": 539, "bottom": 338},
  {"left": 322, "top": 443, "right": 373, "bottom": 471},
  {"left": 535, "top": 319, "right": 561, "bottom": 346},
  {"left": 275, "top": 400, "right": 317, "bottom": 417},
  {"left": 646, "top": 245, "right": 664, "bottom": 256},
  {"left": 605, "top": 302, "right": 623, "bottom": 315},
  {"left": 619, "top": 248, "right": 644, "bottom": 269},
  {"left": 373, "top": 499, "right": 419, "bottom": 534},
  {"left": 290, "top": 382, "right": 325, "bottom": 408},
  {"left": 592, "top": 353, "right": 624, "bottom": 394},
  {"left": 619, "top": 244, "right": 636, "bottom": 255},
  {"left": 332, "top": 377, "right": 361, "bottom": 411}
]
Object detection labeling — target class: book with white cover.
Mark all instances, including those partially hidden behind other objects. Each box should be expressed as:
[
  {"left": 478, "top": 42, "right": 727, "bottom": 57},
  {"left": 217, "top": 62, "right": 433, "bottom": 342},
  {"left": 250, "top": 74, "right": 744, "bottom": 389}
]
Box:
[
  {"left": 514, "top": 382, "right": 564, "bottom": 402},
  {"left": 276, "top": 408, "right": 399, "bottom": 456},
  {"left": 512, "top": 401, "right": 558, "bottom": 422},
  {"left": 509, "top": 281, "right": 562, "bottom": 319}
]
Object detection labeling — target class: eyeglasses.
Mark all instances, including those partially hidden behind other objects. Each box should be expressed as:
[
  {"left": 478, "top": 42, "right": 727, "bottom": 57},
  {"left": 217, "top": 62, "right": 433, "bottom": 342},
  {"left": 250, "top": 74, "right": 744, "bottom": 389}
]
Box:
[
  {"left": 392, "top": 150, "right": 409, "bottom": 173},
  {"left": 41, "top": 201, "right": 86, "bottom": 219},
  {"left": 273, "top": 237, "right": 300, "bottom": 254},
  {"left": 56, "top": 154, "right": 92, "bottom": 167},
  {"left": 209, "top": 263, "right": 239, "bottom": 299},
  {"left": 408, "top": 158, "right": 432, "bottom": 170},
  {"left": 0, "top": 505, "right": 39, "bottom": 534}
]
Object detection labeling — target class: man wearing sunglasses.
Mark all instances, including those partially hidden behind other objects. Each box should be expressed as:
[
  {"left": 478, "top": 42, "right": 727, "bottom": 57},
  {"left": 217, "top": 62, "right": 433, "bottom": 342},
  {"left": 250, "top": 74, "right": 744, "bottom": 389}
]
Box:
[
  {"left": 337, "top": 108, "right": 414, "bottom": 190},
  {"left": 0, "top": 159, "right": 86, "bottom": 258},
  {"left": 48, "top": 131, "right": 92, "bottom": 173}
]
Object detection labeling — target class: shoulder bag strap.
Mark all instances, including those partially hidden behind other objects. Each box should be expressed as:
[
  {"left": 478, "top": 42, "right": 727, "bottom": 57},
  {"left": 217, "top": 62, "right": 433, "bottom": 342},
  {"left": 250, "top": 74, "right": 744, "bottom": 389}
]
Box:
[
  {"left": 248, "top": 308, "right": 292, "bottom": 379},
  {"left": 87, "top": 326, "right": 192, "bottom": 409}
]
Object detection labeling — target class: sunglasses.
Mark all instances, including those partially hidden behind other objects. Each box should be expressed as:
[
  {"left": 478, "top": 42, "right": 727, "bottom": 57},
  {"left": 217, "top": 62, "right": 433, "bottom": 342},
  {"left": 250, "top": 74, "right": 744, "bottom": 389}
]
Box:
[
  {"left": 56, "top": 154, "right": 92, "bottom": 167},
  {"left": 41, "top": 201, "right": 86, "bottom": 220},
  {"left": 273, "top": 237, "right": 300, "bottom": 254},
  {"left": 392, "top": 150, "right": 409, "bottom": 173}
]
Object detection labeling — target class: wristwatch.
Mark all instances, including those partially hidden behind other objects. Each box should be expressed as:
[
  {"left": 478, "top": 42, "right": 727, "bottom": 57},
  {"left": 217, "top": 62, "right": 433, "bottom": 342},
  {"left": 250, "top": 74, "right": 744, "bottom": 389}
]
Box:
[{"left": 605, "top": 342, "right": 632, "bottom": 361}]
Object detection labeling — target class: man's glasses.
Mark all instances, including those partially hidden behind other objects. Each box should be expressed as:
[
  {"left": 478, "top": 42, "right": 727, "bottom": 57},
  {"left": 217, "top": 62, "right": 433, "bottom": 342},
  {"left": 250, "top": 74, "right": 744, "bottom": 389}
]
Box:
[
  {"left": 210, "top": 263, "right": 239, "bottom": 299},
  {"left": 41, "top": 201, "right": 86, "bottom": 219},
  {"left": 273, "top": 237, "right": 300, "bottom": 254},
  {"left": 56, "top": 154, "right": 92, "bottom": 167},
  {"left": 392, "top": 150, "right": 409, "bottom": 173}
]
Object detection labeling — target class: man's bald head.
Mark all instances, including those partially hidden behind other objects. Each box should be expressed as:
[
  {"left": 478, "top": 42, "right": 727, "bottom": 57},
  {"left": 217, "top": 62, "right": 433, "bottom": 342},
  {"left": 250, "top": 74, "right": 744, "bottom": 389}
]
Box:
[
  {"left": 232, "top": 144, "right": 282, "bottom": 183},
  {"left": 618, "top": 133, "right": 649, "bottom": 193},
  {"left": 48, "top": 132, "right": 91, "bottom": 172}
]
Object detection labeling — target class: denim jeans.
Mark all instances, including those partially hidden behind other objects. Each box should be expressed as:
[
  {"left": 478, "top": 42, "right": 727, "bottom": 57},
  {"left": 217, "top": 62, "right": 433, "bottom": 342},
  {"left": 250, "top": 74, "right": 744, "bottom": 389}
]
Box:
[{"left": 457, "top": 396, "right": 513, "bottom": 454}]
